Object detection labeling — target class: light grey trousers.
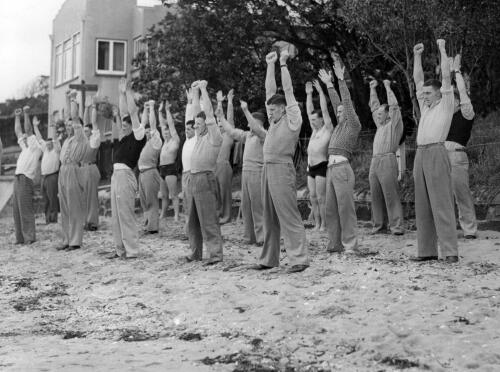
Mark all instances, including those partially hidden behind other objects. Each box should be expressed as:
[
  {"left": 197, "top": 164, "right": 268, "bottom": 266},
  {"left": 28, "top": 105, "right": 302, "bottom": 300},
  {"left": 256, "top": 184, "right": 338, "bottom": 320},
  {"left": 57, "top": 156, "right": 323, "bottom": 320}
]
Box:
[
  {"left": 369, "top": 153, "right": 404, "bottom": 234},
  {"left": 59, "top": 164, "right": 85, "bottom": 246},
  {"left": 325, "top": 161, "right": 358, "bottom": 252},
  {"left": 413, "top": 143, "right": 458, "bottom": 258},
  {"left": 259, "top": 163, "right": 308, "bottom": 267},
  {"left": 448, "top": 150, "right": 477, "bottom": 236},
  {"left": 139, "top": 168, "right": 162, "bottom": 232},
  {"left": 82, "top": 164, "right": 100, "bottom": 228},
  {"left": 186, "top": 171, "right": 223, "bottom": 261},
  {"left": 241, "top": 169, "right": 264, "bottom": 244},
  {"left": 215, "top": 160, "right": 233, "bottom": 224},
  {"left": 13, "top": 174, "right": 36, "bottom": 243},
  {"left": 111, "top": 169, "right": 139, "bottom": 257}
]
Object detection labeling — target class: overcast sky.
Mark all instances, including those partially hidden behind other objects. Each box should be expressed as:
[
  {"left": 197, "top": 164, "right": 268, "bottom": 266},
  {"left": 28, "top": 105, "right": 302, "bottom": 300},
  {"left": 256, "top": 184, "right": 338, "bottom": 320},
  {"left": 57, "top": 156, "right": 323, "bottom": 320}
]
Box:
[{"left": 0, "top": 0, "right": 161, "bottom": 103}]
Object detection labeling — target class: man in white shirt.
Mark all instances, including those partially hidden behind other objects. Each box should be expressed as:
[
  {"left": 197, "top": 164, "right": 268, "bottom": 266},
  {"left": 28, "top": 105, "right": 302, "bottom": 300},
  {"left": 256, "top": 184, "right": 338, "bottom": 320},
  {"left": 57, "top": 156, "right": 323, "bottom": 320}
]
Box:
[
  {"left": 13, "top": 106, "right": 42, "bottom": 244},
  {"left": 181, "top": 89, "right": 197, "bottom": 224},
  {"left": 33, "top": 116, "right": 60, "bottom": 224}
]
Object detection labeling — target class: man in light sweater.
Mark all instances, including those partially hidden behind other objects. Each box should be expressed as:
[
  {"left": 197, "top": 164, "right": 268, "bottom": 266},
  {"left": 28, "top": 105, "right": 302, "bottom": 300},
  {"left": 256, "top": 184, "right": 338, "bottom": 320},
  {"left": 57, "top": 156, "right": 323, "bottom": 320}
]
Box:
[
  {"left": 185, "top": 80, "right": 223, "bottom": 264},
  {"left": 368, "top": 79, "right": 404, "bottom": 235},
  {"left": 324, "top": 54, "right": 362, "bottom": 254},
  {"left": 252, "top": 50, "right": 309, "bottom": 273}
]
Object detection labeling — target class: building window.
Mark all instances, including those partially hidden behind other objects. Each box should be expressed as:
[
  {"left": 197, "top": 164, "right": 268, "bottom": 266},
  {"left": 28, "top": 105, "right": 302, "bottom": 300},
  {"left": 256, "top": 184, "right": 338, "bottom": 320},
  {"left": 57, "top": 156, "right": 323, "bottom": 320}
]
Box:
[
  {"left": 133, "top": 37, "right": 148, "bottom": 59},
  {"left": 96, "top": 39, "right": 127, "bottom": 75},
  {"left": 54, "top": 32, "right": 80, "bottom": 86}
]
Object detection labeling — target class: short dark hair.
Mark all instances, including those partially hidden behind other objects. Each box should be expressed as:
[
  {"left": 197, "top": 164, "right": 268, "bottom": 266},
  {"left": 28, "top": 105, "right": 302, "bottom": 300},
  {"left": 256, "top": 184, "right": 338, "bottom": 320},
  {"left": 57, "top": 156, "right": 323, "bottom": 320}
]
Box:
[
  {"left": 311, "top": 109, "right": 323, "bottom": 118},
  {"left": 423, "top": 79, "right": 442, "bottom": 91},
  {"left": 186, "top": 119, "right": 195, "bottom": 127},
  {"left": 196, "top": 111, "right": 206, "bottom": 120},
  {"left": 122, "top": 115, "right": 132, "bottom": 124},
  {"left": 47, "top": 138, "right": 53, "bottom": 141},
  {"left": 252, "top": 111, "right": 269, "bottom": 129},
  {"left": 266, "top": 94, "right": 286, "bottom": 106},
  {"left": 84, "top": 124, "right": 92, "bottom": 130}
]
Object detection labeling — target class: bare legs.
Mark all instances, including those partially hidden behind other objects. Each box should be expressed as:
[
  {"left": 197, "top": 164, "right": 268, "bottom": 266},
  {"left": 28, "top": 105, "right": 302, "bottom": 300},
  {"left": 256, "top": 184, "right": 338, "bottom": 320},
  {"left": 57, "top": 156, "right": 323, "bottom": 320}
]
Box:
[
  {"left": 162, "top": 175, "right": 179, "bottom": 222},
  {"left": 308, "top": 175, "right": 326, "bottom": 231}
]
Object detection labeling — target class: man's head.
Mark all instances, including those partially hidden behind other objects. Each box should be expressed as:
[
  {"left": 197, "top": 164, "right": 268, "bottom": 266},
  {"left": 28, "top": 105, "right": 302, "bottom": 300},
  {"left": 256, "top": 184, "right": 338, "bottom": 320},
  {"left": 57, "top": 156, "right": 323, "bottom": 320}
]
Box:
[
  {"left": 374, "top": 104, "right": 390, "bottom": 125},
  {"left": 309, "top": 109, "right": 324, "bottom": 130},
  {"left": 252, "top": 112, "right": 268, "bottom": 130},
  {"left": 266, "top": 94, "right": 286, "bottom": 123},
  {"left": 71, "top": 117, "right": 84, "bottom": 132},
  {"left": 422, "top": 79, "right": 442, "bottom": 107},
  {"left": 46, "top": 139, "right": 54, "bottom": 151},
  {"left": 194, "top": 111, "right": 207, "bottom": 135},
  {"left": 185, "top": 120, "right": 195, "bottom": 139},
  {"left": 65, "top": 119, "right": 74, "bottom": 137},
  {"left": 121, "top": 115, "right": 132, "bottom": 135},
  {"left": 145, "top": 127, "right": 151, "bottom": 141},
  {"left": 84, "top": 124, "right": 92, "bottom": 138},
  {"left": 336, "top": 105, "right": 345, "bottom": 124}
]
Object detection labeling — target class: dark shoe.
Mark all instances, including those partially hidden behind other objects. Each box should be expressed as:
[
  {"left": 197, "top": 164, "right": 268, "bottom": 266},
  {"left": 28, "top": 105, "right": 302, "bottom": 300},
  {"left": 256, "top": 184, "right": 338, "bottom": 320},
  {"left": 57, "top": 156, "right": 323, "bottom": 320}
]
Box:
[
  {"left": 56, "top": 245, "right": 69, "bottom": 251},
  {"left": 393, "top": 230, "right": 404, "bottom": 236},
  {"left": 369, "top": 229, "right": 387, "bottom": 235},
  {"left": 125, "top": 255, "right": 138, "bottom": 260},
  {"left": 287, "top": 264, "right": 309, "bottom": 273},
  {"left": 327, "top": 246, "right": 345, "bottom": 254},
  {"left": 445, "top": 256, "right": 459, "bottom": 263},
  {"left": 146, "top": 230, "right": 159, "bottom": 235},
  {"left": 185, "top": 255, "right": 201, "bottom": 263},
  {"left": 204, "top": 258, "right": 222, "bottom": 266},
  {"left": 249, "top": 264, "right": 273, "bottom": 271},
  {"left": 464, "top": 235, "right": 476, "bottom": 240},
  {"left": 409, "top": 256, "right": 438, "bottom": 262},
  {"left": 66, "top": 245, "right": 81, "bottom": 251},
  {"left": 24, "top": 240, "right": 36, "bottom": 245},
  {"left": 87, "top": 225, "right": 98, "bottom": 231},
  {"left": 105, "top": 252, "right": 121, "bottom": 259}
]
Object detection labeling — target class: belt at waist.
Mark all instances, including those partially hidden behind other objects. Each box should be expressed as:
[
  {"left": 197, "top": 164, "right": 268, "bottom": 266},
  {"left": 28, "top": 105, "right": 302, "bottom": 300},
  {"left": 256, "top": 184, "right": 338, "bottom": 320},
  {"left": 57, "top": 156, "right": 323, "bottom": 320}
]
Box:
[
  {"left": 328, "top": 160, "right": 349, "bottom": 167},
  {"left": 417, "top": 142, "right": 444, "bottom": 149},
  {"left": 190, "top": 170, "right": 213, "bottom": 176},
  {"left": 139, "top": 167, "right": 157, "bottom": 173},
  {"left": 113, "top": 163, "right": 131, "bottom": 171},
  {"left": 61, "top": 162, "right": 81, "bottom": 167},
  {"left": 372, "top": 152, "right": 395, "bottom": 158},
  {"left": 42, "top": 170, "right": 59, "bottom": 177},
  {"left": 448, "top": 148, "right": 466, "bottom": 152}
]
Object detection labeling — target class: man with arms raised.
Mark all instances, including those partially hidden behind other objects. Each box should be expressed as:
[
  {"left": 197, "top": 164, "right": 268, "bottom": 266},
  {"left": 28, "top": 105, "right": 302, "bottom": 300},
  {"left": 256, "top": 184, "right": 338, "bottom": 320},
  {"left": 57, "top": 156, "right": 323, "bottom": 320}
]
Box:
[
  {"left": 214, "top": 89, "right": 235, "bottom": 224},
  {"left": 185, "top": 80, "right": 223, "bottom": 264},
  {"left": 305, "top": 78, "right": 334, "bottom": 231},
  {"left": 216, "top": 97, "right": 267, "bottom": 245},
  {"left": 13, "top": 106, "right": 42, "bottom": 244},
  {"left": 324, "top": 55, "right": 362, "bottom": 254},
  {"left": 33, "top": 115, "right": 60, "bottom": 224},
  {"left": 446, "top": 54, "right": 477, "bottom": 239},
  {"left": 138, "top": 101, "right": 162, "bottom": 234},
  {"left": 367, "top": 79, "right": 404, "bottom": 235},
  {"left": 411, "top": 40, "right": 458, "bottom": 263},
  {"left": 106, "top": 78, "right": 146, "bottom": 259},
  {"left": 159, "top": 99, "right": 181, "bottom": 222},
  {"left": 252, "top": 50, "right": 309, "bottom": 273}
]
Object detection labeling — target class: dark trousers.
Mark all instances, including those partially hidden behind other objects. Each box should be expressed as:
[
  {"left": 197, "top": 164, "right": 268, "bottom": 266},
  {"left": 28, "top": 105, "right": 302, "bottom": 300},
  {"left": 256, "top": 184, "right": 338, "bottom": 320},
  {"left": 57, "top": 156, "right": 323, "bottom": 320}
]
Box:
[{"left": 41, "top": 172, "right": 59, "bottom": 224}]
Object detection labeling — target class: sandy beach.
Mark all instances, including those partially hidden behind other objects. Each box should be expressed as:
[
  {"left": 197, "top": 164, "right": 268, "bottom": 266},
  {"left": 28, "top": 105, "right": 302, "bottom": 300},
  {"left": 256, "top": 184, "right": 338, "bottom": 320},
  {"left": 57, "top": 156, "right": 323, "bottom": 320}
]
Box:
[{"left": 0, "top": 215, "right": 499, "bottom": 371}]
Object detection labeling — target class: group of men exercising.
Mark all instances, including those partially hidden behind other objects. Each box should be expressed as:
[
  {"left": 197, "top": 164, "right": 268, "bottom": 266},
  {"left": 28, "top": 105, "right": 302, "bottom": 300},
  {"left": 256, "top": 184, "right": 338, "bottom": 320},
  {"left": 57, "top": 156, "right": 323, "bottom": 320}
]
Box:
[{"left": 10, "top": 38, "right": 477, "bottom": 271}]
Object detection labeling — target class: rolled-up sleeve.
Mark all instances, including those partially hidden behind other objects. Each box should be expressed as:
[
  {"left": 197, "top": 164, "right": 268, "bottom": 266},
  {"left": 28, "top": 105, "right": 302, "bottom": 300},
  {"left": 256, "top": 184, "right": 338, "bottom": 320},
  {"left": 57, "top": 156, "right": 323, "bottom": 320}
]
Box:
[
  {"left": 133, "top": 124, "right": 145, "bottom": 141},
  {"left": 149, "top": 129, "right": 163, "bottom": 150},
  {"left": 286, "top": 103, "right": 302, "bottom": 131},
  {"left": 89, "top": 129, "right": 101, "bottom": 149}
]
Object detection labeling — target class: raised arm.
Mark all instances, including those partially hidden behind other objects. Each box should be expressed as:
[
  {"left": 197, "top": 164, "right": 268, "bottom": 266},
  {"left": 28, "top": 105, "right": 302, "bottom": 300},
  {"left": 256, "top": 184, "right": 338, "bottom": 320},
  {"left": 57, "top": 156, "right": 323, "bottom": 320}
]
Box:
[
  {"left": 369, "top": 80, "right": 381, "bottom": 127},
  {"left": 14, "top": 108, "right": 23, "bottom": 139},
  {"left": 333, "top": 58, "right": 361, "bottom": 130},
  {"left": 227, "top": 89, "right": 235, "bottom": 126},
  {"left": 305, "top": 81, "right": 314, "bottom": 119},
  {"left": 319, "top": 67, "right": 341, "bottom": 116},
  {"left": 190, "top": 81, "right": 202, "bottom": 117},
  {"left": 279, "top": 50, "right": 296, "bottom": 105},
  {"left": 89, "top": 97, "right": 101, "bottom": 149},
  {"left": 384, "top": 80, "right": 403, "bottom": 130},
  {"left": 164, "top": 100, "right": 180, "bottom": 142},
  {"left": 69, "top": 90, "right": 80, "bottom": 122},
  {"left": 32, "top": 116, "right": 44, "bottom": 142},
  {"left": 265, "top": 51, "right": 278, "bottom": 100},
  {"left": 64, "top": 90, "right": 71, "bottom": 123},
  {"left": 118, "top": 78, "right": 129, "bottom": 119},
  {"left": 413, "top": 43, "right": 425, "bottom": 88},
  {"left": 198, "top": 80, "right": 215, "bottom": 120},
  {"left": 141, "top": 101, "right": 149, "bottom": 128},
  {"left": 216, "top": 90, "right": 226, "bottom": 123},
  {"left": 185, "top": 87, "right": 194, "bottom": 124},
  {"left": 125, "top": 86, "right": 142, "bottom": 134},
  {"left": 437, "top": 39, "right": 451, "bottom": 91},
  {"left": 240, "top": 100, "right": 267, "bottom": 140},
  {"left": 313, "top": 80, "right": 333, "bottom": 131},
  {"left": 23, "top": 106, "right": 33, "bottom": 136},
  {"left": 111, "top": 106, "right": 120, "bottom": 141},
  {"left": 453, "top": 54, "right": 475, "bottom": 120},
  {"left": 83, "top": 101, "right": 91, "bottom": 125}
]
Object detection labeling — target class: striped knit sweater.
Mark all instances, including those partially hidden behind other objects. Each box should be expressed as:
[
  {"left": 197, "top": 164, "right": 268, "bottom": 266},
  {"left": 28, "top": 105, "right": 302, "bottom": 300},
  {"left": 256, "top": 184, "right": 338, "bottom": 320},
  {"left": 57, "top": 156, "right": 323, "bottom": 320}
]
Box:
[{"left": 327, "top": 80, "right": 361, "bottom": 159}]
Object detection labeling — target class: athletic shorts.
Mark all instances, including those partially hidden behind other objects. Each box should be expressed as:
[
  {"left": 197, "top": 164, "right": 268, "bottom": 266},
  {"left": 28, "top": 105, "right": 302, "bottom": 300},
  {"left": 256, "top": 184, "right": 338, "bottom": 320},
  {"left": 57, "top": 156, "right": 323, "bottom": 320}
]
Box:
[
  {"left": 159, "top": 163, "right": 177, "bottom": 178},
  {"left": 307, "top": 161, "right": 328, "bottom": 178}
]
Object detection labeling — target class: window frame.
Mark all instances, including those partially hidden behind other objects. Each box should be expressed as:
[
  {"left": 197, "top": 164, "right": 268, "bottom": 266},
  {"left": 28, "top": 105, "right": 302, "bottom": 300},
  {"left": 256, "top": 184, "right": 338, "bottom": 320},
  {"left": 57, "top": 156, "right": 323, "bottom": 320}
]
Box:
[
  {"left": 95, "top": 38, "right": 127, "bottom": 76},
  {"left": 54, "top": 31, "right": 81, "bottom": 87}
]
